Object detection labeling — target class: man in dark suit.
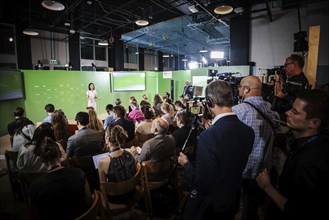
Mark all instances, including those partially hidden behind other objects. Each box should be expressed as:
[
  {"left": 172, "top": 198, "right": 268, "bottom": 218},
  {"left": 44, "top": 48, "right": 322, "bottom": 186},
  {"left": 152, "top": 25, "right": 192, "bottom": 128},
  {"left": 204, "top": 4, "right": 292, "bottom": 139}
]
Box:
[
  {"left": 66, "top": 112, "right": 103, "bottom": 157},
  {"left": 178, "top": 80, "right": 255, "bottom": 220},
  {"left": 182, "top": 80, "right": 193, "bottom": 100},
  {"left": 110, "top": 105, "right": 135, "bottom": 148}
]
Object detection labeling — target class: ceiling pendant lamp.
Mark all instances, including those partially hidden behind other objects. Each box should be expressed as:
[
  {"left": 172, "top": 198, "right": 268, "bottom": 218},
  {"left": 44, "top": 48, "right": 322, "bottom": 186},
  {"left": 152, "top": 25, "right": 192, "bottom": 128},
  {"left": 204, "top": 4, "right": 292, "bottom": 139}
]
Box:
[
  {"left": 214, "top": 5, "right": 233, "bottom": 15},
  {"left": 23, "top": 0, "right": 39, "bottom": 36},
  {"left": 42, "top": 1, "right": 65, "bottom": 11},
  {"left": 135, "top": 19, "right": 149, "bottom": 27},
  {"left": 23, "top": 28, "right": 39, "bottom": 36}
]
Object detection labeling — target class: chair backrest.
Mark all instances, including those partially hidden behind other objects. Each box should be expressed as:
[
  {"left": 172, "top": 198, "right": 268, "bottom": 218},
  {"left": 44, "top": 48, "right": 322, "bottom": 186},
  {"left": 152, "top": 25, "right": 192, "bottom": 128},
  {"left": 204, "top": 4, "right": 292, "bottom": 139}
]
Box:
[
  {"left": 4, "top": 150, "right": 20, "bottom": 200},
  {"left": 75, "top": 190, "right": 100, "bottom": 220},
  {"left": 141, "top": 159, "right": 176, "bottom": 217},
  {"left": 99, "top": 163, "right": 145, "bottom": 218},
  {"left": 18, "top": 171, "right": 45, "bottom": 220},
  {"left": 68, "top": 155, "right": 99, "bottom": 191},
  {"left": 100, "top": 163, "right": 142, "bottom": 196}
]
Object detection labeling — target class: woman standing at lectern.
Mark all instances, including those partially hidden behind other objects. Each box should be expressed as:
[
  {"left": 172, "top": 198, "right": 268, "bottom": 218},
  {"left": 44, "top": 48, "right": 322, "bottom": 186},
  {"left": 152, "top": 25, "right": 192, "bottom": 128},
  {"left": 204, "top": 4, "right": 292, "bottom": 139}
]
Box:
[{"left": 86, "top": 83, "right": 97, "bottom": 111}]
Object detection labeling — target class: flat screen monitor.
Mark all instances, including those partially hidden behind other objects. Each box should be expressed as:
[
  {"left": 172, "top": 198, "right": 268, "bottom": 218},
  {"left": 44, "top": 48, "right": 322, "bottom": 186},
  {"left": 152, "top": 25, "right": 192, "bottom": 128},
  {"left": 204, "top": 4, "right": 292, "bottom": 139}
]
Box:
[
  {"left": 0, "top": 69, "right": 25, "bottom": 101},
  {"left": 112, "top": 71, "right": 146, "bottom": 92}
]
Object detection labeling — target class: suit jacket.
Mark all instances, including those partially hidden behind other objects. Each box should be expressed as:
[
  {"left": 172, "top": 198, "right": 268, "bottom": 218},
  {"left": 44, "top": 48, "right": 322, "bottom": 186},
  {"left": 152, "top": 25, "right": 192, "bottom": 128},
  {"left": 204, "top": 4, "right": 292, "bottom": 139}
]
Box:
[
  {"left": 112, "top": 118, "right": 135, "bottom": 142},
  {"left": 66, "top": 127, "right": 103, "bottom": 157},
  {"left": 183, "top": 115, "right": 254, "bottom": 219},
  {"left": 135, "top": 133, "right": 175, "bottom": 163},
  {"left": 182, "top": 85, "right": 193, "bottom": 98}
]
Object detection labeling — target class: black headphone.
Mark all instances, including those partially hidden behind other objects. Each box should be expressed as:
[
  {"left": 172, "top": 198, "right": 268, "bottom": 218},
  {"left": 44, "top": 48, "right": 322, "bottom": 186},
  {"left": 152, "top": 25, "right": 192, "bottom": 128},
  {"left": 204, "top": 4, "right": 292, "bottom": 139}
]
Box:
[{"left": 206, "top": 96, "right": 215, "bottom": 108}]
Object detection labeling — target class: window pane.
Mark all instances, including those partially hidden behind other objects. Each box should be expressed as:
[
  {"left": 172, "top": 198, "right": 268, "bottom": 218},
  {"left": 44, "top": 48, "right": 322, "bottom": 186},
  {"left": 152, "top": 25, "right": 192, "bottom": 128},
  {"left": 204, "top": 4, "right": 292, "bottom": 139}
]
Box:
[
  {"left": 80, "top": 38, "right": 93, "bottom": 59},
  {"left": 95, "top": 46, "right": 106, "bottom": 61}
]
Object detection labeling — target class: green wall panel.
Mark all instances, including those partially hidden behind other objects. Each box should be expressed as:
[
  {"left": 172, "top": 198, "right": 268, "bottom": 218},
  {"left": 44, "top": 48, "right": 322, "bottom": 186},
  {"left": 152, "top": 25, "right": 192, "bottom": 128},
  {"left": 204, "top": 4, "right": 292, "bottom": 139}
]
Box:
[{"left": 0, "top": 69, "right": 192, "bottom": 135}]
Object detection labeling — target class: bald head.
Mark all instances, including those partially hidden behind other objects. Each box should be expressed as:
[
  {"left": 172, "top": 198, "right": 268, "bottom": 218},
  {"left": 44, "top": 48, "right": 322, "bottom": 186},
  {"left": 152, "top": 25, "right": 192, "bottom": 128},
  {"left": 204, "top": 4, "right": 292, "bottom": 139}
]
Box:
[
  {"left": 240, "top": 76, "right": 262, "bottom": 98},
  {"left": 152, "top": 118, "right": 168, "bottom": 134}
]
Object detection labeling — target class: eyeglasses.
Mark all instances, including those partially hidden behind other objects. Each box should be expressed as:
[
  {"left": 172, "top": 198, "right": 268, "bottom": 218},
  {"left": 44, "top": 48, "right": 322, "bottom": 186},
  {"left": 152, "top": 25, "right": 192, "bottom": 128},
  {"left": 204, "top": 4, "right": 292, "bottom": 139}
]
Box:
[{"left": 284, "top": 62, "right": 294, "bottom": 67}]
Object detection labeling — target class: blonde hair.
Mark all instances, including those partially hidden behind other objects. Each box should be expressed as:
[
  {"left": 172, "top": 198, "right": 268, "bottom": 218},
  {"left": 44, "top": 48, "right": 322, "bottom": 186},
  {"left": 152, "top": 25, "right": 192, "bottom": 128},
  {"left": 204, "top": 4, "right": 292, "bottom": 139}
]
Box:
[
  {"left": 106, "top": 125, "right": 128, "bottom": 146},
  {"left": 87, "top": 108, "right": 103, "bottom": 132},
  {"left": 161, "top": 102, "right": 175, "bottom": 118}
]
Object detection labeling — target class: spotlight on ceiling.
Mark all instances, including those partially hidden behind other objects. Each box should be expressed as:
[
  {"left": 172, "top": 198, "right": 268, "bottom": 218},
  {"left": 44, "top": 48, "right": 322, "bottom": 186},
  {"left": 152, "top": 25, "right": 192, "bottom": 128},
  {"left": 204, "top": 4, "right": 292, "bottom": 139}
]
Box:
[
  {"left": 98, "top": 40, "right": 109, "bottom": 46},
  {"left": 188, "top": 5, "right": 199, "bottom": 13},
  {"left": 135, "top": 19, "right": 149, "bottom": 26},
  {"left": 42, "top": 1, "right": 65, "bottom": 11},
  {"left": 23, "top": 28, "right": 39, "bottom": 36},
  {"left": 214, "top": 5, "right": 233, "bottom": 15}
]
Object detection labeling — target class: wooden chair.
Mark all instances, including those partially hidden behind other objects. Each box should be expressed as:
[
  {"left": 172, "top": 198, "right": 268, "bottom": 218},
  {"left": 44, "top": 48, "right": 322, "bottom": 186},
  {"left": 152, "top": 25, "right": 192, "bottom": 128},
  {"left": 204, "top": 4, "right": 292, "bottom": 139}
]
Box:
[
  {"left": 134, "top": 133, "right": 155, "bottom": 147},
  {"left": 75, "top": 190, "right": 103, "bottom": 220},
  {"left": 141, "top": 159, "right": 177, "bottom": 217},
  {"left": 99, "top": 163, "right": 146, "bottom": 220},
  {"left": 68, "top": 155, "right": 99, "bottom": 191},
  {"left": 18, "top": 171, "right": 45, "bottom": 220},
  {"left": 4, "top": 150, "right": 20, "bottom": 200}
]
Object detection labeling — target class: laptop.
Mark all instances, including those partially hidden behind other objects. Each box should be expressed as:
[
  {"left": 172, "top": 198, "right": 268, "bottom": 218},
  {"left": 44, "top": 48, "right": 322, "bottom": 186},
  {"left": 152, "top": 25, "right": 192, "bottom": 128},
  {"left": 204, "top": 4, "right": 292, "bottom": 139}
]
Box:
[{"left": 92, "top": 152, "right": 108, "bottom": 169}]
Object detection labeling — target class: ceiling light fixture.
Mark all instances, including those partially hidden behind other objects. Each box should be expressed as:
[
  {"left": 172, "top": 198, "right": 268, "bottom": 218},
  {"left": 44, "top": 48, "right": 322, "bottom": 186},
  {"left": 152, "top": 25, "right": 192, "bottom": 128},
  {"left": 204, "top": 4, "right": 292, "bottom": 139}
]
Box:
[
  {"left": 23, "top": 28, "right": 39, "bottom": 36},
  {"left": 163, "top": 54, "right": 170, "bottom": 58},
  {"left": 98, "top": 40, "right": 109, "bottom": 46},
  {"left": 42, "top": 1, "right": 65, "bottom": 11},
  {"left": 188, "top": 5, "right": 199, "bottom": 13},
  {"left": 199, "top": 47, "right": 208, "bottom": 53},
  {"left": 135, "top": 19, "right": 149, "bottom": 26},
  {"left": 214, "top": 5, "right": 233, "bottom": 15},
  {"left": 23, "top": 0, "right": 39, "bottom": 36}
]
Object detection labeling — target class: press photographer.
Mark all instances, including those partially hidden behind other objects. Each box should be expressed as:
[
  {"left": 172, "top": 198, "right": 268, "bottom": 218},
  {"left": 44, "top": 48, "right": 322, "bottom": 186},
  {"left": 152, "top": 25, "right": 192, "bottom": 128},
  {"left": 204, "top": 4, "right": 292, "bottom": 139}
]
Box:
[{"left": 272, "top": 54, "right": 309, "bottom": 118}]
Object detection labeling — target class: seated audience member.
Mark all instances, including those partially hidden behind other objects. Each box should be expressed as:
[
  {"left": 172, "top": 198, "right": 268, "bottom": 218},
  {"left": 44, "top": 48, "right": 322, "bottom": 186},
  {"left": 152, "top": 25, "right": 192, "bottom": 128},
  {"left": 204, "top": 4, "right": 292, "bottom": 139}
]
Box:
[
  {"left": 51, "top": 109, "right": 71, "bottom": 150},
  {"left": 86, "top": 107, "right": 104, "bottom": 133},
  {"left": 152, "top": 94, "right": 163, "bottom": 117},
  {"left": 12, "top": 117, "right": 35, "bottom": 151},
  {"left": 29, "top": 138, "right": 91, "bottom": 220},
  {"left": 130, "top": 118, "right": 175, "bottom": 163},
  {"left": 142, "top": 94, "right": 149, "bottom": 101},
  {"left": 135, "top": 106, "right": 155, "bottom": 147},
  {"left": 163, "top": 91, "right": 173, "bottom": 104},
  {"left": 161, "top": 102, "right": 175, "bottom": 126},
  {"left": 172, "top": 112, "right": 195, "bottom": 151},
  {"left": 41, "top": 103, "right": 55, "bottom": 124},
  {"left": 103, "top": 104, "right": 115, "bottom": 130},
  {"left": 128, "top": 96, "right": 138, "bottom": 113},
  {"left": 98, "top": 125, "right": 137, "bottom": 183},
  {"left": 7, "top": 107, "right": 25, "bottom": 145},
  {"left": 128, "top": 101, "right": 145, "bottom": 124},
  {"left": 140, "top": 99, "right": 151, "bottom": 108},
  {"left": 256, "top": 89, "right": 329, "bottom": 220},
  {"left": 173, "top": 100, "right": 186, "bottom": 124},
  {"left": 110, "top": 105, "right": 135, "bottom": 148},
  {"left": 115, "top": 98, "right": 122, "bottom": 106},
  {"left": 66, "top": 112, "right": 103, "bottom": 158},
  {"left": 17, "top": 122, "right": 66, "bottom": 172}
]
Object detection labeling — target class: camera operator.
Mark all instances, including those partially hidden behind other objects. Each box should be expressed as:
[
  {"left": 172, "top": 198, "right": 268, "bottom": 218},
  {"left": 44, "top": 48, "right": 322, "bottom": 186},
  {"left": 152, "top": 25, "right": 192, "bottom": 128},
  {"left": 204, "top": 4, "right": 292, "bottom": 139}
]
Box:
[
  {"left": 273, "top": 54, "right": 309, "bottom": 116},
  {"left": 178, "top": 80, "right": 255, "bottom": 220}
]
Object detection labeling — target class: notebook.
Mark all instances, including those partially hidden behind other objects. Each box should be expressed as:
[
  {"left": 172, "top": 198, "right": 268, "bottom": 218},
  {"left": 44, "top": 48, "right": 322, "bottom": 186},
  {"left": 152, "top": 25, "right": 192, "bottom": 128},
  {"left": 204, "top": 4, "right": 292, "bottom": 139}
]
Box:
[{"left": 92, "top": 152, "right": 108, "bottom": 169}]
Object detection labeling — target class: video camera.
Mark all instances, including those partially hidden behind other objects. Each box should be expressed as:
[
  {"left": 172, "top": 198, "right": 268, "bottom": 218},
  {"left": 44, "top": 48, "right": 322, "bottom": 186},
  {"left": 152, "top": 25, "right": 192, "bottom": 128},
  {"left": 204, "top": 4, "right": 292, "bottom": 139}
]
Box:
[{"left": 267, "top": 66, "right": 285, "bottom": 76}]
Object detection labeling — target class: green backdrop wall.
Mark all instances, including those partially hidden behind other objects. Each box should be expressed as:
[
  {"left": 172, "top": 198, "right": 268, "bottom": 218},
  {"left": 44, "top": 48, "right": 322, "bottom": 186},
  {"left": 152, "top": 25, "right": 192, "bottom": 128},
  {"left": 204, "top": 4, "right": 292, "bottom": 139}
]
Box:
[{"left": 0, "top": 69, "right": 191, "bottom": 136}]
